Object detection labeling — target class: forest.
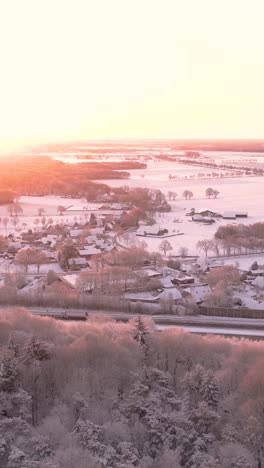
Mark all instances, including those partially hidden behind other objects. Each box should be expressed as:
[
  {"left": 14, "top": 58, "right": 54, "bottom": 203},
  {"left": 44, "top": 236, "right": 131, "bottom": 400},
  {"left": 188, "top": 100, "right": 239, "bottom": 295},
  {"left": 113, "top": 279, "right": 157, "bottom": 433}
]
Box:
[
  {"left": 0, "top": 157, "right": 146, "bottom": 199},
  {"left": 0, "top": 309, "right": 263, "bottom": 467}
]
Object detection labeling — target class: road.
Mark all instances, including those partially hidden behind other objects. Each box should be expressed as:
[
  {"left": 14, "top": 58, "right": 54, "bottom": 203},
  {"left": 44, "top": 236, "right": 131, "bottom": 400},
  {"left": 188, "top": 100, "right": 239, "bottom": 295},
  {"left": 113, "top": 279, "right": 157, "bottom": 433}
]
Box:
[{"left": 2, "top": 306, "right": 264, "bottom": 338}]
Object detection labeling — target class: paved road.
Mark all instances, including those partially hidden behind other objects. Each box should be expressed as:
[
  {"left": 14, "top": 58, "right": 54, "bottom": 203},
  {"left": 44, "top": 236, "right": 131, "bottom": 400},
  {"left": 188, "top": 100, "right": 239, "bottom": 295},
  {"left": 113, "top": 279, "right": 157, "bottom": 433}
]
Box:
[{"left": 2, "top": 306, "right": 264, "bottom": 338}]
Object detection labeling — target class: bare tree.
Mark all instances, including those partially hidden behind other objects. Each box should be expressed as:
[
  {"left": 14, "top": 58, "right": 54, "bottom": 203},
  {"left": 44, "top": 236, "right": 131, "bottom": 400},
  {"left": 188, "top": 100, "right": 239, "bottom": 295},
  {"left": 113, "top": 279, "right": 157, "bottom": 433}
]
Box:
[
  {"left": 3, "top": 217, "right": 9, "bottom": 231},
  {"left": 159, "top": 239, "right": 173, "bottom": 256},
  {"left": 206, "top": 187, "right": 220, "bottom": 199},
  {"left": 38, "top": 208, "right": 45, "bottom": 217},
  {"left": 213, "top": 189, "right": 220, "bottom": 198},
  {"left": 183, "top": 190, "right": 194, "bottom": 200},
  {"left": 196, "top": 239, "right": 215, "bottom": 257},
  {"left": 178, "top": 246, "right": 188, "bottom": 257},
  {"left": 57, "top": 206, "right": 66, "bottom": 216},
  {"left": 205, "top": 187, "right": 214, "bottom": 198},
  {"left": 15, "top": 249, "right": 33, "bottom": 272}
]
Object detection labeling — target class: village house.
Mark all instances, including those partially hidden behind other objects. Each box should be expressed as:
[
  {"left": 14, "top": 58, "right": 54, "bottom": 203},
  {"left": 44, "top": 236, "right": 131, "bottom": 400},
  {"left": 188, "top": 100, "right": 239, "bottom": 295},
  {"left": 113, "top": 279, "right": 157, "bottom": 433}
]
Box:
[
  {"left": 134, "top": 268, "right": 162, "bottom": 279},
  {"left": 78, "top": 246, "right": 102, "bottom": 260},
  {"left": 185, "top": 283, "right": 211, "bottom": 303},
  {"left": 186, "top": 208, "right": 221, "bottom": 218},
  {"left": 162, "top": 267, "right": 195, "bottom": 285},
  {"left": 195, "top": 208, "right": 221, "bottom": 217},
  {"left": 68, "top": 257, "right": 88, "bottom": 269},
  {"left": 192, "top": 214, "right": 215, "bottom": 224},
  {"left": 222, "top": 211, "right": 248, "bottom": 219},
  {"left": 136, "top": 225, "right": 168, "bottom": 237}
]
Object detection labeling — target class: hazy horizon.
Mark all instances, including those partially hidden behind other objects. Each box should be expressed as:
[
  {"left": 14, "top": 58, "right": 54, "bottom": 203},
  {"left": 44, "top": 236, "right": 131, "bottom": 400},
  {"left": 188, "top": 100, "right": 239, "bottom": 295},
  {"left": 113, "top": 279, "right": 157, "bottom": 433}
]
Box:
[{"left": 1, "top": 0, "right": 264, "bottom": 150}]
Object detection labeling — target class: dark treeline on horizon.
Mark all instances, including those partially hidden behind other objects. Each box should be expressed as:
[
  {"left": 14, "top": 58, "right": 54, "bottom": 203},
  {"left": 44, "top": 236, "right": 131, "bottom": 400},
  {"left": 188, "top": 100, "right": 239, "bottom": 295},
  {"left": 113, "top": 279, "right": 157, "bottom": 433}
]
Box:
[{"left": 27, "top": 139, "right": 264, "bottom": 154}]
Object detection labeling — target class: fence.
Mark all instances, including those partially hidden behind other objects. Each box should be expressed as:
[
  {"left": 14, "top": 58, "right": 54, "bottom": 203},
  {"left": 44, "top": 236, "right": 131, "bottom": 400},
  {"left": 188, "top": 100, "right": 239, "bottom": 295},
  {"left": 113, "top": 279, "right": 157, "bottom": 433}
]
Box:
[{"left": 199, "top": 305, "right": 264, "bottom": 319}]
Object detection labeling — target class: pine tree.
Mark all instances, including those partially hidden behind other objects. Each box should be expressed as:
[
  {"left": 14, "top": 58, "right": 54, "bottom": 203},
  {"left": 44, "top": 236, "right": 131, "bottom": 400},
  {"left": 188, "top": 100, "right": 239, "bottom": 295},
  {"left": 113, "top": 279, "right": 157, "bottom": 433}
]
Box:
[
  {"left": 131, "top": 317, "right": 151, "bottom": 365},
  {"left": 7, "top": 446, "right": 26, "bottom": 468},
  {"left": 200, "top": 370, "right": 220, "bottom": 410},
  {"left": 22, "top": 337, "right": 50, "bottom": 427},
  {"left": 23, "top": 336, "right": 50, "bottom": 363},
  {"left": 8, "top": 333, "right": 19, "bottom": 358},
  {"left": 0, "top": 352, "right": 18, "bottom": 393}
]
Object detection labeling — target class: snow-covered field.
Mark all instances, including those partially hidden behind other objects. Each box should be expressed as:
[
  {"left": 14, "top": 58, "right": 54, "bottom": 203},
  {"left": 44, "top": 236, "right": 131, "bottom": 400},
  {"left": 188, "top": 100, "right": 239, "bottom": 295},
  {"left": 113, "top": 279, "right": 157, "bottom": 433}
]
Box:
[
  {"left": 0, "top": 195, "right": 104, "bottom": 235},
  {"left": 106, "top": 164, "right": 264, "bottom": 257},
  {"left": 1, "top": 159, "right": 263, "bottom": 259}
]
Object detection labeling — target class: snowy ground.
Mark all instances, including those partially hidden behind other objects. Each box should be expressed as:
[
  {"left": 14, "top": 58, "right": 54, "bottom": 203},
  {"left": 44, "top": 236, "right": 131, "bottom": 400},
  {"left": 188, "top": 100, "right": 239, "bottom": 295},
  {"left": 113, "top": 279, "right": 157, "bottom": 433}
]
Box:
[
  {"left": 99, "top": 162, "right": 264, "bottom": 257},
  {"left": 0, "top": 159, "right": 263, "bottom": 258},
  {"left": 0, "top": 195, "right": 118, "bottom": 236}
]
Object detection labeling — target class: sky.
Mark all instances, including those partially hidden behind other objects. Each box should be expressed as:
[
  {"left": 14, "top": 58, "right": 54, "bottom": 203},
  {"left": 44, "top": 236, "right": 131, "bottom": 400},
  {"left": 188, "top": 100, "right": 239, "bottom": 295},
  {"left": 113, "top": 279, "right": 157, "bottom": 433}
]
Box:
[{"left": 0, "top": 0, "right": 264, "bottom": 149}]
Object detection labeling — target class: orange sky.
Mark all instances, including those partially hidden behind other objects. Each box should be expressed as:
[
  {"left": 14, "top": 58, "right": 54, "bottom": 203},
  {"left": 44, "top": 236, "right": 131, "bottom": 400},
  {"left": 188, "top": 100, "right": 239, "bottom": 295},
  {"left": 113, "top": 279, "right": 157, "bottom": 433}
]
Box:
[{"left": 0, "top": 0, "right": 264, "bottom": 149}]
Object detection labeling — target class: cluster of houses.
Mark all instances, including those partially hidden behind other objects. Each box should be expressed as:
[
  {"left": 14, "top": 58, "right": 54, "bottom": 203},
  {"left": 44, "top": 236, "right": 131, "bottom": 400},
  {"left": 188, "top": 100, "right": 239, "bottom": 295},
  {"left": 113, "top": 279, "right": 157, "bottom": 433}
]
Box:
[
  {"left": 188, "top": 208, "right": 248, "bottom": 225},
  {"left": 0, "top": 212, "right": 119, "bottom": 274},
  {"left": 122, "top": 265, "right": 212, "bottom": 313}
]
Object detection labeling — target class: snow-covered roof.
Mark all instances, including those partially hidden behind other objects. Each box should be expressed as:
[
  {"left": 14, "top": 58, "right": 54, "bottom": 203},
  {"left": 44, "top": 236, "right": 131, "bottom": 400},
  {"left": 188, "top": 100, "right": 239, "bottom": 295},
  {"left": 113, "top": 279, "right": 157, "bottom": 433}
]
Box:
[
  {"left": 188, "top": 283, "right": 211, "bottom": 303},
  {"left": 159, "top": 288, "right": 182, "bottom": 301},
  {"left": 222, "top": 211, "right": 248, "bottom": 219},
  {"left": 222, "top": 211, "right": 236, "bottom": 219},
  {"left": 135, "top": 268, "right": 161, "bottom": 278},
  {"left": 68, "top": 257, "right": 87, "bottom": 265},
  {"left": 69, "top": 229, "right": 83, "bottom": 237},
  {"left": 124, "top": 292, "right": 160, "bottom": 303},
  {"left": 62, "top": 274, "right": 79, "bottom": 287},
  {"left": 159, "top": 276, "right": 174, "bottom": 288},
  {"left": 162, "top": 267, "right": 193, "bottom": 281},
  {"left": 136, "top": 224, "right": 163, "bottom": 235},
  {"left": 90, "top": 228, "right": 104, "bottom": 235},
  {"left": 78, "top": 247, "right": 101, "bottom": 256},
  {"left": 252, "top": 276, "right": 264, "bottom": 288},
  {"left": 196, "top": 208, "right": 217, "bottom": 215}
]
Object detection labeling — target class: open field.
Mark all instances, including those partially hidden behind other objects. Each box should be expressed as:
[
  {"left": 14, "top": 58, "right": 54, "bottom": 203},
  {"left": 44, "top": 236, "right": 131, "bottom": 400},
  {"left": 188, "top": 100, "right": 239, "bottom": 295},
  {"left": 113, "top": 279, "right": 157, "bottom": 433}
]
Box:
[
  {"left": 1, "top": 155, "right": 263, "bottom": 259},
  {"left": 101, "top": 169, "right": 264, "bottom": 257}
]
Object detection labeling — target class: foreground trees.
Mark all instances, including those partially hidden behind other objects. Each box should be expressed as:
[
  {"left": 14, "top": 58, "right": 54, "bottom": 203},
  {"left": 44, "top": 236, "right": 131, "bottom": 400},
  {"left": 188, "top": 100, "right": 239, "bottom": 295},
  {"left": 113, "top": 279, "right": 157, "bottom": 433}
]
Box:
[{"left": 0, "top": 309, "right": 264, "bottom": 467}]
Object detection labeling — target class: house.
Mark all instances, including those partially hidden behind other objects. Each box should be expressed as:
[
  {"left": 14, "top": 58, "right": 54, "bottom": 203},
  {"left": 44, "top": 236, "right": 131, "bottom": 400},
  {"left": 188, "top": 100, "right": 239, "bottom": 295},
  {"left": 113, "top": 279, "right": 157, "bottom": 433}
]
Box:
[
  {"left": 187, "top": 283, "right": 211, "bottom": 303},
  {"left": 124, "top": 291, "right": 160, "bottom": 304},
  {"left": 162, "top": 267, "right": 195, "bottom": 285},
  {"left": 134, "top": 268, "right": 162, "bottom": 279},
  {"left": 222, "top": 211, "right": 236, "bottom": 220},
  {"left": 236, "top": 212, "right": 248, "bottom": 218},
  {"left": 159, "top": 288, "right": 182, "bottom": 302},
  {"left": 78, "top": 247, "right": 102, "bottom": 259},
  {"left": 99, "top": 203, "right": 131, "bottom": 211},
  {"left": 124, "top": 288, "right": 182, "bottom": 305},
  {"left": 248, "top": 268, "right": 264, "bottom": 278},
  {"left": 222, "top": 211, "right": 248, "bottom": 219},
  {"left": 136, "top": 225, "right": 168, "bottom": 237},
  {"left": 195, "top": 209, "right": 221, "bottom": 218},
  {"left": 69, "top": 229, "right": 83, "bottom": 238},
  {"left": 159, "top": 276, "right": 174, "bottom": 288},
  {"left": 192, "top": 215, "right": 215, "bottom": 224},
  {"left": 252, "top": 276, "right": 264, "bottom": 288},
  {"left": 68, "top": 257, "right": 88, "bottom": 269}
]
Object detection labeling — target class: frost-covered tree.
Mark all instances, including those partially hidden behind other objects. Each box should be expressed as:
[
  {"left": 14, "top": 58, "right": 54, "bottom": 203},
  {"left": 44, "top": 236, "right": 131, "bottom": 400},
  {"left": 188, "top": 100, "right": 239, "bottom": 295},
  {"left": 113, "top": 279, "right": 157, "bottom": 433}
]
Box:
[
  {"left": 200, "top": 370, "right": 220, "bottom": 410},
  {"left": 0, "top": 352, "right": 19, "bottom": 393},
  {"left": 7, "top": 446, "right": 26, "bottom": 468},
  {"left": 23, "top": 337, "right": 50, "bottom": 363},
  {"left": 8, "top": 333, "right": 19, "bottom": 358},
  {"left": 131, "top": 317, "right": 151, "bottom": 366},
  {"left": 22, "top": 337, "right": 51, "bottom": 427},
  {"left": 159, "top": 239, "right": 173, "bottom": 256}
]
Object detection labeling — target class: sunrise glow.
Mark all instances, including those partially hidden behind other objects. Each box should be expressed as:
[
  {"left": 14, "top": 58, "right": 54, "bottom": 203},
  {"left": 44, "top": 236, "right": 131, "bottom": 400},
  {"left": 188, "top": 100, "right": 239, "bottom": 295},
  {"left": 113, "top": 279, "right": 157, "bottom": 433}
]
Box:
[{"left": 0, "top": 0, "right": 264, "bottom": 148}]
